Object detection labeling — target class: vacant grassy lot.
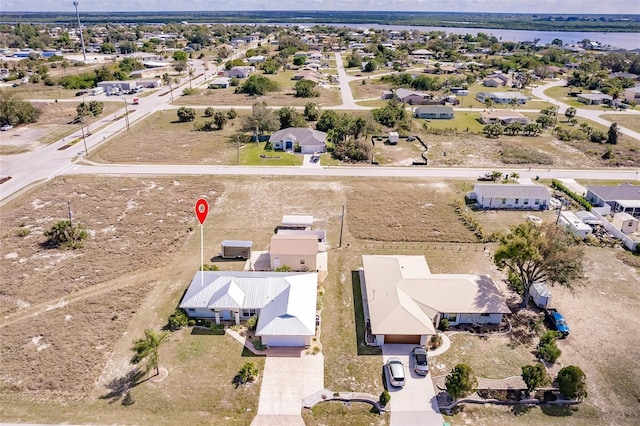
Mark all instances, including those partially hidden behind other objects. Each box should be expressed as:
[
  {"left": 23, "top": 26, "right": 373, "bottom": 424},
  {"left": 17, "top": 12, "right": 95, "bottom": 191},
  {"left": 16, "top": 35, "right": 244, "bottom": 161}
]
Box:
[
  {"left": 346, "top": 179, "right": 478, "bottom": 243},
  {"left": 90, "top": 110, "right": 246, "bottom": 164},
  {"left": 172, "top": 76, "right": 340, "bottom": 108},
  {"left": 600, "top": 113, "right": 640, "bottom": 133}
]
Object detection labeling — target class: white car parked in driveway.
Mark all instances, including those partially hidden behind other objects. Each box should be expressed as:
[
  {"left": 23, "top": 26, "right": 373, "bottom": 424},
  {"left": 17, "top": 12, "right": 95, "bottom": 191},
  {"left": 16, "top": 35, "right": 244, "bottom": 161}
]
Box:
[{"left": 1, "top": 124, "right": 14, "bottom": 131}]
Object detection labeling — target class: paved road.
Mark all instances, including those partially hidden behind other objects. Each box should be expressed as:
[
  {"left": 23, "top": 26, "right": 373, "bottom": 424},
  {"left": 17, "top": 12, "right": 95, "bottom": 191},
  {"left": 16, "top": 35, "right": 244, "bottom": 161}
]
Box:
[
  {"left": 63, "top": 162, "right": 639, "bottom": 181},
  {"left": 531, "top": 79, "right": 640, "bottom": 140}
]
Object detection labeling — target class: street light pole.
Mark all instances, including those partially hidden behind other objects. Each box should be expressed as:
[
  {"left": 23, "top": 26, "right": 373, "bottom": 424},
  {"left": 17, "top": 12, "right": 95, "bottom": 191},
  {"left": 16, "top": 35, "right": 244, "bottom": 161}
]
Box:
[
  {"left": 79, "top": 115, "right": 88, "bottom": 155},
  {"left": 72, "top": 2, "right": 87, "bottom": 63},
  {"left": 123, "top": 98, "right": 130, "bottom": 131}
]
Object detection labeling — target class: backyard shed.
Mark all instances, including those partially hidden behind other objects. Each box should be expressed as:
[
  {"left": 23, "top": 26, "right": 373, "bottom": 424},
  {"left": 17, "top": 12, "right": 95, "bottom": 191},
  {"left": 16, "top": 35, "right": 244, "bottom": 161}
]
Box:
[
  {"left": 388, "top": 132, "right": 399, "bottom": 144},
  {"left": 530, "top": 282, "right": 553, "bottom": 308},
  {"left": 612, "top": 212, "right": 639, "bottom": 234},
  {"left": 221, "top": 240, "right": 252, "bottom": 259}
]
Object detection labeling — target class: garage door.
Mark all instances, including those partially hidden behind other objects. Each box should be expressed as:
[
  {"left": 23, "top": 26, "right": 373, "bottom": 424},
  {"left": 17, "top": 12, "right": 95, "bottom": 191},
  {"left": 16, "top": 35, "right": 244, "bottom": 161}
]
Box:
[
  {"left": 384, "top": 334, "right": 421, "bottom": 344},
  {"left": 265, "top": 335, "right": 307, "bottom": 347}
]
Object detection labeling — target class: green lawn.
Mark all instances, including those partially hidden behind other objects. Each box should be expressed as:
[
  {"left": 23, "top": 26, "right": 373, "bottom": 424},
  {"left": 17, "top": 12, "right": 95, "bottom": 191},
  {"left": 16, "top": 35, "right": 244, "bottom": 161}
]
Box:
[{"left": 240, "top": 142, "right": 303, "bottom": 166}]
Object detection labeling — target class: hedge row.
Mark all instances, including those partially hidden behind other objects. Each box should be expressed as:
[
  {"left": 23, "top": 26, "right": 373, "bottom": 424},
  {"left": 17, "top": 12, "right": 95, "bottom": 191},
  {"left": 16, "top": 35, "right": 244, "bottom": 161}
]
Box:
[
  {"left": 453, "top": 199, "right": 501, "bottom": 243},
  {"left": 550, "top": 180, "right": 593, "bottom": 211}
]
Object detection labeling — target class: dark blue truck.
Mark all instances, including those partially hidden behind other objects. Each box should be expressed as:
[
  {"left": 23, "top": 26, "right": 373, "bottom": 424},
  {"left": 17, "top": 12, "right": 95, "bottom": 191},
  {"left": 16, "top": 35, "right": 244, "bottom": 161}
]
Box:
[{"left": 544, "top": 309, "right": 570, "bottom": 337}]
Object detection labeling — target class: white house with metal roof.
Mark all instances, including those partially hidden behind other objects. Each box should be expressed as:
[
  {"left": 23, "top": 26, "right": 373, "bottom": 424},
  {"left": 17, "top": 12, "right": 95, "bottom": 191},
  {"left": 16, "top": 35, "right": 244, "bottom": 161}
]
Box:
[
  {"left": 268, "top": 127, "right": 327, "bottom": 154},
  {"left": 180, "top": 271, "right": 317, "bottom": 347},
  {"left": 361, "top": 255, "right": 510, "bottom": 346},
  {"left": 471, "top": 184, "right": 551, "bottom": 210}
]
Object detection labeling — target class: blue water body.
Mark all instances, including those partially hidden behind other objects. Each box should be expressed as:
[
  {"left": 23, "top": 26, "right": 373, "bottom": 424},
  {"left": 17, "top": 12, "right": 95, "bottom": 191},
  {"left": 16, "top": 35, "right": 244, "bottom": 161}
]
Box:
[{"left": 271, "top": 22, "right": 640, "bottom": 50}]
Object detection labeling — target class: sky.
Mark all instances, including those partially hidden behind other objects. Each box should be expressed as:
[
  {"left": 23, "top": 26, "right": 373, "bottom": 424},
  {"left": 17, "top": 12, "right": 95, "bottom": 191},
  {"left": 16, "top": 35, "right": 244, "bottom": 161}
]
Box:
[{"left": 2, "top": 0, "right": 639, "bottom": 14}]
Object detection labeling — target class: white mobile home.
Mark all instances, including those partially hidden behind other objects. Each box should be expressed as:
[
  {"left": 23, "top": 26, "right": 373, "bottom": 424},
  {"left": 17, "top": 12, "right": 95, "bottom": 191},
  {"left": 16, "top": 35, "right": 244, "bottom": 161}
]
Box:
[
  {"left": 471, "top": 184, "right": 551, "bottom": 210},
  {"left": 559, "top": 211, "right": 592, "bottom": 238}
]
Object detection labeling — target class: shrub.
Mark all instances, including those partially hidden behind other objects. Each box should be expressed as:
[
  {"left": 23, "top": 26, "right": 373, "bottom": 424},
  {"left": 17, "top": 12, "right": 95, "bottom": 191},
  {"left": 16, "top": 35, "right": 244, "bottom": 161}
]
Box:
[
  {"left": 201, "top": 264, "right": 219, "bottom": 271},
  {"left": 274, "top": 265, "right": 292, "bottom": 272},
  {"left": 238, "top": 361, "right": 259, "bottom": 384},
  {"left": 227, "top": 108, "right": 237, "bottom": 119},
  {"left": 537, "top": 331, "right": 562, "bottom": 363},
  {"left": 177, "top": 107, "right": 196, "bottom": 122},
  {"left": 246, "top": 315, "right": 257, "bottom": 330},
  {"left": 187, "top": 319, "right": 196, "bottom": 326},
  {"left": 556, "top": 365, "right": 587, "bottom": 400},
  {"left": 17, "top": 227, "right": 30, "bottom": 237},
  {"left": 445, "top": 364, "right": 477, "bottom": 399},
  {"left": 429, "top": 333, "right": 443, "bottom": 349},
  {"left": 43, "top": 220, "right": 88, "bottom": 249},
  {"left": 438, "top": 318, "right": 450, "bottom": 331},
  {"left": 252, "top": 339, "right": 266, "bottom": 351},
  {"left": 182, "top": 87, "right": 197, "bottom": 96},
  {"left": 210, "top": 323, "right": 225, "bottom": 333},
  {"left": 521, "top": 363, "right": 550, "bottom": 393},
  {"left": 551, "top": 179, "right": 593, "bottom": 210},
  {"left": 204, "top": 106, "right": 215, "bottom": 117},
  {"left": 379, "top": 390, "right": 391, "bottom": 406},
  {"left": 167, "top": 308, "right": 189, "bottom": 331}
]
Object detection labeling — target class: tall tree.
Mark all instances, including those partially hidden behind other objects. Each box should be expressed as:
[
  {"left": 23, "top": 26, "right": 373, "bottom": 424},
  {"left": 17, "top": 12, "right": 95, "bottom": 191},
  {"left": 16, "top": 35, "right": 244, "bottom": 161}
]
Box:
[
  {"left": 445, "top": 364, "right": 477, "bottom": 399},
  {"left": 494, "top": 222, "right": 584, "bottom": 308},
  {"left": 242, "top": 102, "right": 279, "bottom": 135},
  {"left": 557, "top": 366, "right": 587, "bottom": 400},
  {"left": 607, "top": 122, "right": 619, "bottom": 145},
  {"left": 131, "top": 329, "right": 170, "bottom": 376}
]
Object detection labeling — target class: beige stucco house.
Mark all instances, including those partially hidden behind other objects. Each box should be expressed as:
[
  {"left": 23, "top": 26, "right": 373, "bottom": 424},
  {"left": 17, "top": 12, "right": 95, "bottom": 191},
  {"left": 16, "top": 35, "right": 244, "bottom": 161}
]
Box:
[
  {"left": 361, "top": 255, "right": 511, "bottom": 346},
  {"left": 269, "top": 234, "right": 318, "bottom": 271}
]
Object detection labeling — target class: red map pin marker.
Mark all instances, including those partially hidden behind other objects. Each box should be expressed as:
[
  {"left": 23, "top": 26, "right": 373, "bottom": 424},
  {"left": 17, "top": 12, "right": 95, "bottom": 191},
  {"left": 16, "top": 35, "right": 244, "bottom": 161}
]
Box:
[{"left": 195, "top": 199, "right": 209, "bottom": 225}]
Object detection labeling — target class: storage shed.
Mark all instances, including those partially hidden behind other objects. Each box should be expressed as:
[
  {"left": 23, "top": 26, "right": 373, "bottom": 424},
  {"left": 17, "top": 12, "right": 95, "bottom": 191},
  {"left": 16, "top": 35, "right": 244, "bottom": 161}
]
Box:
[
  {"left": 530, "top": 282, "right": 553, "bottom": 308},
  {"left": 388, "top": 132, "right": 399, "bottom": 144},
  {"left": 221, "top": 240, "right": 252, "bottom": 259},
  {"left": 612, "top": 212, "right": 639, "bottom": 234}
]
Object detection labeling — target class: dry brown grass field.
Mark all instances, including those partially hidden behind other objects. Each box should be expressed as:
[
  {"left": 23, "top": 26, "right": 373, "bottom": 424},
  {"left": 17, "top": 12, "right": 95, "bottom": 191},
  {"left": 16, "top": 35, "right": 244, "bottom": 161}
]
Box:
[
  {"left": 172, "top": 83, "right": 340, "bottom": 108},
  {"left": 1, "top": 175, "right": 638, "bottom": 426}
]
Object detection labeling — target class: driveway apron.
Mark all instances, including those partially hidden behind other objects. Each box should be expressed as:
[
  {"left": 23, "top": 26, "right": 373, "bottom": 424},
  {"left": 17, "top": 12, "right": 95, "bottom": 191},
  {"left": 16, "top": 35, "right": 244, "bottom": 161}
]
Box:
[
  {"left": 251, "top": 349, "right": 324, "bottom": 426},
  {"left": 383, "top": 344, "right": 445, "bottom": 426}
]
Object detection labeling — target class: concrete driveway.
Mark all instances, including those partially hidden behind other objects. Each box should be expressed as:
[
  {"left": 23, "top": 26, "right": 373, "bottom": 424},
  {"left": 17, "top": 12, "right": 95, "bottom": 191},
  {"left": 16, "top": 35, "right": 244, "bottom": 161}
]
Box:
[
  {"left": 382, "top": 344, "right": 444, "bottom": 426},
  {"left": 251, "top": 348, "right": 324, "bottom": 426}
]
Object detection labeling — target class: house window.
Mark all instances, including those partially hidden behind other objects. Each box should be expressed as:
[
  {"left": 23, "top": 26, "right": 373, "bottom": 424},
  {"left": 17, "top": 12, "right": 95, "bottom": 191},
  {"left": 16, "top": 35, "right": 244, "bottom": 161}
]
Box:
[
  {"left": 242, "top": 309, "right": 257, "bottom": 317},
  {"left": 444, "top": 313, "right": 458, "bottom": 322},
  {"left": 534, "top": 199, "right": 540, "bottom": 205},
  {"left": 480, "top": 313, "right": 490, "bottom": 317},
  {"left": 515, "top": 198, "right": 519, "bottom": 204},
  {"left": 524, "top": 199, "right": 529, "bottom": 205},
  {"left": 187, "top": 308, "right": 195, "bottom": 313},
  {"left": 501, "top": 198, "right": 506, "bottom": 205},
  {"left": 300, "top": 259, "right": 306, "bottom": 265}
]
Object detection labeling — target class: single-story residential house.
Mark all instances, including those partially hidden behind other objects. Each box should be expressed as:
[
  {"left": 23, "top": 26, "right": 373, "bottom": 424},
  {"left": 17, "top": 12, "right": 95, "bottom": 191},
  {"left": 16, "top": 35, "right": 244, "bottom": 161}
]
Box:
[
  {"left": 292, "top": 68, "right": 319, "bottom": 82},
  {"left": 410, "top": 49, "right": 433, "bottom": 60},
  {"left": 269, "top": 233, "right": 319, "bottom": 271},
  {"left": 209, "top": 77, "right": 231, "bottom": 88},
  {"left": 227, "top": 66, "right": 255, "bottom": 79},
  {"left": 361, "top": 255, "right": 511, "bottom": 345},
  {"left": 414, "top": 105, "right": 454, "bottom": 119},
  {"left": 179, "top": 270, "right": 317, "bottom": 347},
  {"left": 479, "top": 110, "right": 529, "bottom": 125},
  {"left": 268, "top": 127, "right": 327, "bottom": 154},
  {"left": 577, "top": 93, "right": 612, "bottom": 105},
  {"left": 476, "top": 91, "right": 529, "bottom": 105},
  {"left": 395, "top": 88, "right": 433, "bottom": 105},
  {"left": 586, "top": 185, "right": 640, "bottom": 218},
  {"left": 471, "top": 184, "right": 551, "bottom": 210},
  {"left": 247, "top": 55, "right": 265, "bottom": 63},
  {"left": 97, "top": 80, "right": 137, "bottom": 92},
  {"left": 483, "top": 72, "right": 512, "bottom": 87},
  {"left": 623, "top": 86, "right": 640, "bottom": 104}
]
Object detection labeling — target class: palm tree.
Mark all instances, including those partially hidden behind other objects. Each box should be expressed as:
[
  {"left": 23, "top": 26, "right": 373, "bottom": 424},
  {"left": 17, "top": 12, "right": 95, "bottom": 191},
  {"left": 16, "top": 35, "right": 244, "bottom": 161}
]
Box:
[
  {"left": 131, "top": 329, "right": 170, "bottom": 376},
  {"left": 510, "top": 172, "right": 520, "bottom": 182}
]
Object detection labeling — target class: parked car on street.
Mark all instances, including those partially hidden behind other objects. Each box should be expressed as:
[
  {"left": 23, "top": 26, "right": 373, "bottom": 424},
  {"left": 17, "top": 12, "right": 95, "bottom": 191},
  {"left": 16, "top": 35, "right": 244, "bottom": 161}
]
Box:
[
  {"left": 544, "top": 309, "right": 570, "bottom": 337},
  {"left": 385, "top": 357, "right": 405, "bottom": 387},
  {"left": 411, "top": 346, "right": 429, "bottom": 376}
]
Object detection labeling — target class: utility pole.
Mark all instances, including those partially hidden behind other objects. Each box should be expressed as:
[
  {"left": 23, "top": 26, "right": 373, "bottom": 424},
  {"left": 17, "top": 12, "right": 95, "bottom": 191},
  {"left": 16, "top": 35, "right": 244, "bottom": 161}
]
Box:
[
  {"left": 79, "top": 115, "right": 88, "bottom": 155},
  {"left": 123, "top": 98, "right": 130, "bottom": 131},
  {"left": 73, "top": 2, "right": 87, "bottom": 63},
  {"left": 338, "top": 204, "right": 345, "bottom": 248},
  {"left": 67, "top": 201, "right": 73, "bottom": 227},
  {"left": 236, "top": 135, "right": 240, "bottom": 165}
]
